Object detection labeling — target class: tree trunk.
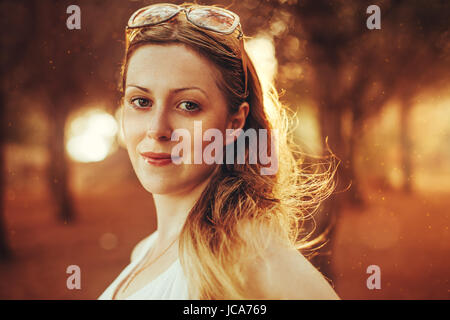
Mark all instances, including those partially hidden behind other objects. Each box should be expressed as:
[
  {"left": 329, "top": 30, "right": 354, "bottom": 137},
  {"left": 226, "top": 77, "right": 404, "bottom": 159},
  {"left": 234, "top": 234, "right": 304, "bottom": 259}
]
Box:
[
  {"left": 47, "top": 102, "right": 75, "bottom": 224},
  {"left": 346, "top": 110, "right": 364, "bottom": 205},
  {"left": 400, "top": 97, "right": 413, "bottom": 192},
  {"left": 0, "top": 90, "right": 12, "bottom": 260},
  {"left": 40, "top": 1, "right": 79, "bottom": 224}
]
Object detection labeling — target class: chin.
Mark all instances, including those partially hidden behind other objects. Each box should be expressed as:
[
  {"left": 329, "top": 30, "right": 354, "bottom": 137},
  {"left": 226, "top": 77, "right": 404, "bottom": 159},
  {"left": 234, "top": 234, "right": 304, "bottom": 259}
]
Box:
[
  {"left": 138, "top": 170, "right": 215, "bottom": 196},
  {"left": 142, "top": 183, "right": 179, "bottom": 195},
  {"left": 137, "top": 175, "right": 179, "bottom": 195}
]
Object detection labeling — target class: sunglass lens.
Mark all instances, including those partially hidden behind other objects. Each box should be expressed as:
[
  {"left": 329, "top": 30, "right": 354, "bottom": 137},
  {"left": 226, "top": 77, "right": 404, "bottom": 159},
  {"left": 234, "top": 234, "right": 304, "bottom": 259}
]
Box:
[
  {"left": 188, "top": 8, "right": 236, "bottom": 33},
  {"left": 130, "top": 5, "right": 179, "bottom": 27}
]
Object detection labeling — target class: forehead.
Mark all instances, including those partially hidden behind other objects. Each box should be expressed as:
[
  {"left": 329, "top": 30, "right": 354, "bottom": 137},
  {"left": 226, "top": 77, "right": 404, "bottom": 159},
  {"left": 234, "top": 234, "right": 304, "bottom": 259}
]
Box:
[{"left": 126, "top": 43, "right": 220, "bottom": 91}]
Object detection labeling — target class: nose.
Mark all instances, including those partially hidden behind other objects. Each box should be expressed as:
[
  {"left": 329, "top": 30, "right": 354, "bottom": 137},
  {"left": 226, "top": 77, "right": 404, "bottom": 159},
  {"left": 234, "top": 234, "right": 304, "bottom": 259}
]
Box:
[{"left": 146, "top": 107, "right": 172, "bottom": 141}]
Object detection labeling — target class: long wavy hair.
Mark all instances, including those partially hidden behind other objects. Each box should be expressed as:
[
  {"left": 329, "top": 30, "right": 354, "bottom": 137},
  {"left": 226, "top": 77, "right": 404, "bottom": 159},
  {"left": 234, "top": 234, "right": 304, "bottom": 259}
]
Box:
[{"left": 120, "top": 4, "right": 337, "bottom": 299}]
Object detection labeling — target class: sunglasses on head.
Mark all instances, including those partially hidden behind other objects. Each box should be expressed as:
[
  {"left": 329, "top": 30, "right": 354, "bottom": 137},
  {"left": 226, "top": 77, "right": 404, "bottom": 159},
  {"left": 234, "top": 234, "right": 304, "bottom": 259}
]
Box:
[
  {"left": 126, "top": 3, "right": 248, "bottom": 96},
  {"left": 127, "top": 3, "right": 243, "bottom": 39}
]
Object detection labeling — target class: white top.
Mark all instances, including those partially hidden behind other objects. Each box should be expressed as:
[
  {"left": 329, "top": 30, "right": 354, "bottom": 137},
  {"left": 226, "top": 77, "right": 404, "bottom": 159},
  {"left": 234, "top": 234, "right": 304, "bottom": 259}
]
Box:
[{"left": 98, "top": 231, "right": 190, "bottom": 300}]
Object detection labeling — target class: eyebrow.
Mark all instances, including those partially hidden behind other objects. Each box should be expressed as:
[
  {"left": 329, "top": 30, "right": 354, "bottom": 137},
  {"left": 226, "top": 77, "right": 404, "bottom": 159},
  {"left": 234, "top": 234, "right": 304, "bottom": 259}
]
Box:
[{"left": 126, "top": 84, "right": 209, "bottom": 98}]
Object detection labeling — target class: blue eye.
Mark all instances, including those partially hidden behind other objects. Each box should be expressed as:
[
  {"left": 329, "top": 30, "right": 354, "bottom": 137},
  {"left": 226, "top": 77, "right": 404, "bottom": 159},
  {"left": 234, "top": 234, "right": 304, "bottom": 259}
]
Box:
[
  {"left": 130, "top": 97, "right": 151, "bottom": 109},
  {"left": 178, "top": 101, "right": 200, "bottom": 112}
]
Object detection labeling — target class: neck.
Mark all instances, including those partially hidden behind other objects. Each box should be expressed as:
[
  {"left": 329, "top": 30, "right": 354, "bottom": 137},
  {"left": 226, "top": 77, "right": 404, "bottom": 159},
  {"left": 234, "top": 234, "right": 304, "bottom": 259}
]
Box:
[{"left": 152, "top": 172, "right": 215, "bottom": 245}]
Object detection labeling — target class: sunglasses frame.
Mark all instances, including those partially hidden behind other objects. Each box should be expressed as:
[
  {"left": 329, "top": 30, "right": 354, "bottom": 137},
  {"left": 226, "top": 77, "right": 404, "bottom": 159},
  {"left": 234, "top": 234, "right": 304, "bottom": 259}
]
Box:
[{"left": 127, "top": 3, "right": 243, "bottom": 39}]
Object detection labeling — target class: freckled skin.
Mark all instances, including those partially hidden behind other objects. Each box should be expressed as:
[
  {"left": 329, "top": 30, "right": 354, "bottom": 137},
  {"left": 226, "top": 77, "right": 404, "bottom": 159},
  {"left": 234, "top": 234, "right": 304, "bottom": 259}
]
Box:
[{"left": 122, "top": 44, "right": 232, "bottom": 196}]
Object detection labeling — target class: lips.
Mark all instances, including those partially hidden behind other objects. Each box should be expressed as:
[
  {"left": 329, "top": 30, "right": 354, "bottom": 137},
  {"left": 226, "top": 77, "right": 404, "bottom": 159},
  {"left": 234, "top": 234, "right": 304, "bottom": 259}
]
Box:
[
  {"left": 140, "top": 151, "right": 173, "bottom": 159},
  {"left": 140, "top": 151, "right": 180, "bottom": 166}
]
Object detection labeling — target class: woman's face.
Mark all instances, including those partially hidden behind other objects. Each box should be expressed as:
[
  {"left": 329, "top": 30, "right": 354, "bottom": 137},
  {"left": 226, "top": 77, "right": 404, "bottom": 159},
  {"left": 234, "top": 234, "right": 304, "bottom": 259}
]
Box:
[{"left": 122, "top": 43, "right": 233, "bottom": 195}]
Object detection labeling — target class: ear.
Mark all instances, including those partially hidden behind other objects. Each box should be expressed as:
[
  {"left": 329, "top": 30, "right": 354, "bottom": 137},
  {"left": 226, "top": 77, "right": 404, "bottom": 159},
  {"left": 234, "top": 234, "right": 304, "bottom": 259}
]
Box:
[{"left": 225, "top": 102, "right": 249, "bottom": 145}]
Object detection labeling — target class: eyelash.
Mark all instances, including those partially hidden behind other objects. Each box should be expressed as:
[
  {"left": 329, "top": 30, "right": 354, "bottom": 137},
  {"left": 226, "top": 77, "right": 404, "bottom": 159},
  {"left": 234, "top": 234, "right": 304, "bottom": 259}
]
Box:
[
  {"left": 129, "top": 97, "right": 151, "bottom": 109},
  {"left": 128, "top": 97, "right": 201, "bottom": 114}
]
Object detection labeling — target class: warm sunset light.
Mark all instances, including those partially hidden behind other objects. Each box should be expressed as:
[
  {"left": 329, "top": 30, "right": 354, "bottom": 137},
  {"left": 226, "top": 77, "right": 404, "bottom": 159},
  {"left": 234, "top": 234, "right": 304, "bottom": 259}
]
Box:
[
  {"left": 294, "top": 104, "right": 322, "bottom": 154},
  {"left": 115, "top": 106, "right": 126, "bottom": 148},
  {"left": 66, "top": 109, "right": 118, "bottom": 163},
  {"left": 245, "top": 33, "right": 278, "bottom": 92},
  {"left": 245, "top": 33, "right": 280, "bottom": 122},
  {"left": 246, "top": 34, "right": 322, "bottom": 154},
  {"left": 1, "top": 1, "right": 448, "bottom": 302}
]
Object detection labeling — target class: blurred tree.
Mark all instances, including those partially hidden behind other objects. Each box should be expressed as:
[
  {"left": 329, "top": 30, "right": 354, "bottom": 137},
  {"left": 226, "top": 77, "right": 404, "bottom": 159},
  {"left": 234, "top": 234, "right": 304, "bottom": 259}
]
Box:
[
  {"left": 294, "top": 0, "right": 450, "bottom": 200},
  {"left": 0, "top": 91, "right": 10, "bottom": 260},
  {"left": 400, "top": 96, "right": 413, "bottom": 192},
  {"left": 386, "top": 1, "right": 450, "bottom": 192},
  {"left": 0, "top": 0, "right": 133, "bottom": 231},
  {"left": 28, "top": 0, "right": 127, "bottom": 223},
  {"left": 0, "top": 1, "right": 78, "bottom": 224},
  {"left": 285, "top": 0, "right": 450, "bottom": 280},
  {"left": 37, "top": 1, "right": 78, "bottom": 223},
  {"left": 0, "top": 0, "right": 39, "bottom": 260}
]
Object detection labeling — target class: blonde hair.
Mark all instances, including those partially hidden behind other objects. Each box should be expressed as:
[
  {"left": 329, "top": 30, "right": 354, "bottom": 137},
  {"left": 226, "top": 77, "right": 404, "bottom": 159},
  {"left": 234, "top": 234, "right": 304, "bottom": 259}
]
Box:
[{"left": 120, "top": 5, "right": 338, "bottom": 299}]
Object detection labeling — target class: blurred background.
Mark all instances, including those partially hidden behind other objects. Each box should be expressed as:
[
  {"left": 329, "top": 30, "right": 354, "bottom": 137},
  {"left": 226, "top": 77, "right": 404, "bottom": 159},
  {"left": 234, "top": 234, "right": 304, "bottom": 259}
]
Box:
[{"left": 0, "top": 0, "right": 448, "bottom": 299}]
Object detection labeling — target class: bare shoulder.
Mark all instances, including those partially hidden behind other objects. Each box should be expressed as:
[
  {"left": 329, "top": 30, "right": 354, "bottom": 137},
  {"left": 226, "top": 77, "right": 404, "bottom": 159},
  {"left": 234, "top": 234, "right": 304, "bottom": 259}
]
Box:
[
  {"left": 252, "top": 243, "right": 340, "bottom": 299},
  {"left": 238, "top": 223, "right": 340, "bottom": 300},
  {"left": 130, "top": 232, "right": 155, "bottom": 262}
]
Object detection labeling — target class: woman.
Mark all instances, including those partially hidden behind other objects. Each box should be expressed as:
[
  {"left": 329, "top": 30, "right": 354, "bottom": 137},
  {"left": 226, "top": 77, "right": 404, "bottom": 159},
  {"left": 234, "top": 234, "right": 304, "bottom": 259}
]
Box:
[{"left": 99, "top": 2, "right": 340, "bottom": 300}]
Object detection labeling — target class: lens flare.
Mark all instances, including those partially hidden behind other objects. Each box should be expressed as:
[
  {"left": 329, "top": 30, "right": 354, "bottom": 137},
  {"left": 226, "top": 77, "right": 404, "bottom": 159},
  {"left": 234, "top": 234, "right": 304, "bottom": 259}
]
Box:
[{"left": 66, "top": 109, "right": 118, "bottom": 163}]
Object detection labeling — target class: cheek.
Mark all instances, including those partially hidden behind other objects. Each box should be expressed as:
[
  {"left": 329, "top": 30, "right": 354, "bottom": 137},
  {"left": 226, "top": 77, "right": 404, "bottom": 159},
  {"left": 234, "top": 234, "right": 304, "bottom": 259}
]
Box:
[
  {"left": 188, "top": 117, "right": 229, "bottom": 162},
  {"left": 122, "top": 111, "right": 147, "bottom": 164},
  {"left": 122, "top": 111, "right": 143, "bottom": 145}
]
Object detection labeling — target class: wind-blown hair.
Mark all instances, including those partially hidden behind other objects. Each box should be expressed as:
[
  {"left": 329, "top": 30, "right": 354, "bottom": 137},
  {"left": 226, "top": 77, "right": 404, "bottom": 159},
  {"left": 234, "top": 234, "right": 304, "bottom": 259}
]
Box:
[{"left": 120, "top": 4, "right": 337, "bottom": 299}]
